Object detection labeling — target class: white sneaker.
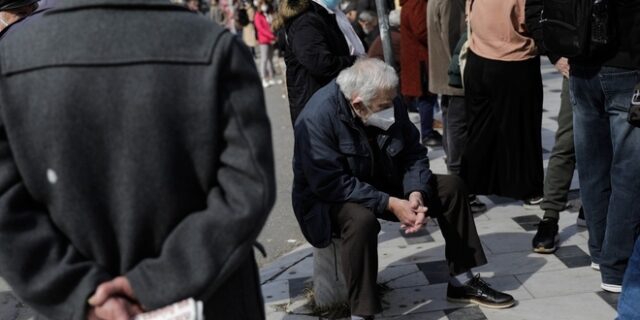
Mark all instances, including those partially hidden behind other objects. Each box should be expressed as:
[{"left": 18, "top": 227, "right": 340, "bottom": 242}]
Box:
[
  {"left": 262, "top": 80, "right": 271, "bottom": 88},
  {"left": 601, "top": 283, "right": 622, "bottom": 293},
  {"left": 591, "top": 262, "right": 600, "bottom": 271}
]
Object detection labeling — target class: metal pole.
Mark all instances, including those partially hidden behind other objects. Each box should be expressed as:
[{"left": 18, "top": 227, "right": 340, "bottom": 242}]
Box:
[{"left": 374, "top": 0, "right": 395, "bottom": 69}]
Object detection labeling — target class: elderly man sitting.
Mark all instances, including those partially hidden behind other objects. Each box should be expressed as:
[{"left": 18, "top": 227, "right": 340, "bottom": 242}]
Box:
[{"left": 292, "top": 58, "right": 515, "bottom": 319}]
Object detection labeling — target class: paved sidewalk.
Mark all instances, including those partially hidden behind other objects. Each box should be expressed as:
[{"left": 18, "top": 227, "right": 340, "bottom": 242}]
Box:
[{"left": 260, "top": 62, "right": 621, "bottom": 319}]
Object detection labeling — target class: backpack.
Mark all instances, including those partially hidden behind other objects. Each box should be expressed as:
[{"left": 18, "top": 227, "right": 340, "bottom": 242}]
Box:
[{"left": 541, "top": 0, "right": 616, "bottom": 58}]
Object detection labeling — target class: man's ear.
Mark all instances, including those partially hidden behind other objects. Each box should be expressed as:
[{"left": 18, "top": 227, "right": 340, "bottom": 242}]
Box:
[{"left": 352, "top": 96, "right": 365, "bottom": 112}]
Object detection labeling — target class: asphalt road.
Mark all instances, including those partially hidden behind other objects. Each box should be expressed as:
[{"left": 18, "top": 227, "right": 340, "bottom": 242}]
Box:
[{"left": 255, "top": 81, "right": 306, "bottom": 267}]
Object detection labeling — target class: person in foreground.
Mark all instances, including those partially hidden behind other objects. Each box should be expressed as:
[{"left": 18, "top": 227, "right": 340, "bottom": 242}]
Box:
[
  {"left": 0, "top": 1, "right": 275, "bottom": 319},
  {"left": 292, "top": 58, "right": 515, "bottom": 319}
]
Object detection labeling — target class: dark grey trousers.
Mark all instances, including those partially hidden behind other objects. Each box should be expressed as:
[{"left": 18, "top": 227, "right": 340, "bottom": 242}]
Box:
[
  {"left": 330, "top": 175, "right": 488, "bottom": 316},
  {"left": 541, "top": 78, "right": 576, "bottom": 219},
  {"left": 442, "top": 95, "right": 467, "bottom": 175}
]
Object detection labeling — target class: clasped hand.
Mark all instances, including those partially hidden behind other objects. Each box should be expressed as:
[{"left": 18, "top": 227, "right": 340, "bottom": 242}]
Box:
[
  {"left": 388, "top": 192, "right": 428, "bottom": 234},
  {"left": 87, "top": 277, "right": 144, "bottom": 320}
]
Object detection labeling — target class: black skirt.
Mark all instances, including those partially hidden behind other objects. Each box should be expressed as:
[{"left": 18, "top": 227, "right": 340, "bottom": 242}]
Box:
[{"left": 461, "top": 50, "right": 544, "bottom": 200}]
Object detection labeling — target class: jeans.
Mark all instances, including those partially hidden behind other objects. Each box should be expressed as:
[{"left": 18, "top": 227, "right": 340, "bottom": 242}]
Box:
[
  {"left": 413, "top": 95, "right": 439, "bottom": 140},
  {"left": 617, "top": 237, "right": 640, "bottom": 320},
  {"left": 570, "top": 65, "right": 640, "bottom": 285}
]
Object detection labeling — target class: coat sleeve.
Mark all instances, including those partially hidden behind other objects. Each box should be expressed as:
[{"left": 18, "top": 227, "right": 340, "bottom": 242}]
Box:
[
  {"left": 524, "top": 0, "right": 544, "bottom": 54},
  {"left": 294, "top": 112, "right": 389, "bottom": 214},
  {"left": 126, "top": 35, "right": 276, "bottom": 310},
  {"left": 395, "top": 101, "right": 433, "bottom": 200},
  {"left": 0, "top": 114, "right": 112, "bottom": 319},
  {"left": 290, "top": 15, "right": 357, "bottom": 79}
]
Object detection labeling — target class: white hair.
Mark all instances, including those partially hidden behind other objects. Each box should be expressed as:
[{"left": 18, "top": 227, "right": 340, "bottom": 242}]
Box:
[
  {"left": 388, "top": 10, "right": 400, "bottom": 27},
  {"left": 336, "top": 58, "right": 399, "bottom": 105}
]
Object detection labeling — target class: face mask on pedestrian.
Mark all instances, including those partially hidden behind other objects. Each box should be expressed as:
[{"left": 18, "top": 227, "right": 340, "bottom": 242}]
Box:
[
  {"left": 261, "top": 4, "right": 268, "bottom": 11},
  {"left": 319, "top": 0, "right": 340, "bottom": 10},
  {"left": 357, "top": 104, "right": 395, "bottom": 130}
]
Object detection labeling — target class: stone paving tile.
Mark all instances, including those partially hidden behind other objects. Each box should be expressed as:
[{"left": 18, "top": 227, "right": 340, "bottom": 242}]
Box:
[
  {"left": 262, "top": 279, "right": 290, "bottom": 306},
  {"left": 288, "top": 277, "right": 312, "bottom": 299},
  {"left": 474, "top": 251, "right": 567, "bottom": 277},
  {"left": 418, "top": 260, "right": 450, "bottom": 285},
  {"left": 596, "top": 291, "right": 619, "bottom": 311},
  {"left": 515, "top": 267, "right": 602, "bottom": 299},
  {"left": 378, "top": 310, "right": 448, "bottom": 319},
  {"left": 554, "top": 245, "right": 592, "bottom": 269},
  {"left": 0, "top": 277, "right": 10, "bottom": 292},
  {"left": 380, "top": 283, "right": 467, "bottom": 316},
  {"left": 378, "top": 264, "right": 430, "bottom": 289},
  {"left": 274, "top": 256, "right": 314, "bottom": 281},
  {"left": 445, "top": 306, "right": 488, "bottom": 320},
  {"left": 261, "top": 246, "right": 314, "bottom": 283},
  {"left": 400, "top": 228, "right": 435, "bottom": 245},
  {"left": 482, "top": 292, "right": 617, "bottom": 320},
  {"left": 0, "top": 292, "right": 34, "bottom": 320},
  {"left": 512, "top": 215, "right": 542, "bottom": 232},
  {"left": 378, "top": 244, "right": 447, "bottom": 269}
]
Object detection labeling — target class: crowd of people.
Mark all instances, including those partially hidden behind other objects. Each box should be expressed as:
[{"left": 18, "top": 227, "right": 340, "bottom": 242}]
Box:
[{"left": 0, "top": 0, "right": 638, "bottom": 319}]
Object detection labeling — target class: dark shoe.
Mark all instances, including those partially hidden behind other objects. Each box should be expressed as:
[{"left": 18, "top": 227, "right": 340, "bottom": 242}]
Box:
[
  {"left": 523, "top": 196, "right": 543, "bottom": 210},
  {"left": 422, "top": 131, "right": 443, "bottom": 147},
  {"left": 532, "top": 218, "right": 559, "bottom": 253},
  {"left": 447, "top": 275, "right": 516, "bottom": 309},
  {"left": 469, "top": 195, "right": 487, "bottom": 214},
  {"left": 576, "top": 207, "right": 587, "bottom": 228}
]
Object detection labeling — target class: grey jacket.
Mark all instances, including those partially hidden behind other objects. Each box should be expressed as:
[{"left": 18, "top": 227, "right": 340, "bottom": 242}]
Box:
[
  {"left": 427, "top": 0, "right": 466, "bottom": 96},
  {"left": 0, "top": 0, "right": 275, "bottom": 319}
]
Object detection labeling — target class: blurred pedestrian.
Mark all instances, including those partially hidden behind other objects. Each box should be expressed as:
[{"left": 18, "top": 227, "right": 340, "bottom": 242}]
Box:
[
  {"left": 0, "top": 1, "right": 275, "bottom": 318},
  {"left": 255, "top": 0, "right": 279, "bottom": 87},
  {"left": 461, "top": 0, "right": 544, "bottom": 202},
  {"left": 400, "top": 0, "right": 442, "bottom": 147},
  {"left": 565, "top": 0, "right": 640, "bottom": 293},
  {"left": 367, "top": 9, "right": 400, "bottom": 70},
  {"left": 427, "top": 0, "right": 486, "bottom": 214},
  {"left": 357, "top": 10, "right": 378, "bottom": 49},
  {"left": 274, "top": 0, "right": 363, "bottom": 123}
]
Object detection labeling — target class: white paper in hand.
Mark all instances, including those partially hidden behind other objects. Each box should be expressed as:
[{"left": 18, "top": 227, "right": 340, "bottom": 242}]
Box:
[{"left": 134, "top": 298, "right": 204, "bottom": 320}]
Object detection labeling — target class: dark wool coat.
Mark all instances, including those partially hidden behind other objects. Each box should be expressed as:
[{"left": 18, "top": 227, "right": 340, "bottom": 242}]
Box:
[
  {"left": 0, "top": 0, "right": 275, "bottom": 319},
  {"left": 400, "top": 0, "right": 430, "bottom": 98},
  {"left": 275, "top": 0, "right": 357, "bottom": 123}
]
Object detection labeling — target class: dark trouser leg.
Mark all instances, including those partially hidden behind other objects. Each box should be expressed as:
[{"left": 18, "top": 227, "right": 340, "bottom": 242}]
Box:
[
  {"left": 540, "top": 78, "right": 576, "bottom": 220},
  {"left": 331, "top": 203, "right": 382, "bottom": 316},
  {"left": 444, "top": 96, "right": 467, "bottom": 176},
  {"left": 416, "top": 95, "right": 438, "bottom": 140},
  {"left": 442, "top": 96, "right": 449, "bottom": 156},
  {"left": 429, "top": 174, "right": 488, "bottom": 275}
]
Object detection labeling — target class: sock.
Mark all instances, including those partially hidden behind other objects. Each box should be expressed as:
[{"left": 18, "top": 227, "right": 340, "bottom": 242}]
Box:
[
  {"left": 449, "top": 270, "right": 474, "bottom": 287},
  {"left": 543, "top": 210, "right": 560, "bottom": 221}
]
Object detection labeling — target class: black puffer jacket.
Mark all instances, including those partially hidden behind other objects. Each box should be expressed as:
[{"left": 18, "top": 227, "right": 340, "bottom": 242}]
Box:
[{"left": 275, "top": 0, "right": 356, "bottom": 123}]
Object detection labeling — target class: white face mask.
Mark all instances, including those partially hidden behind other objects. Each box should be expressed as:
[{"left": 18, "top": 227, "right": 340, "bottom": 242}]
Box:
[
  {"left": 364, "top": 106, "right": 395, "bottom": 131},
  {"left": 261, "top": 4, "right": 268, "bottom": 11}
]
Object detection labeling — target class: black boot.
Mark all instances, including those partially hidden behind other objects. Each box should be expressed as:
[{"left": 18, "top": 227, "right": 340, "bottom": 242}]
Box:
[{"left": 532, "top": 217, "right": 559, "bottom": 253}]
